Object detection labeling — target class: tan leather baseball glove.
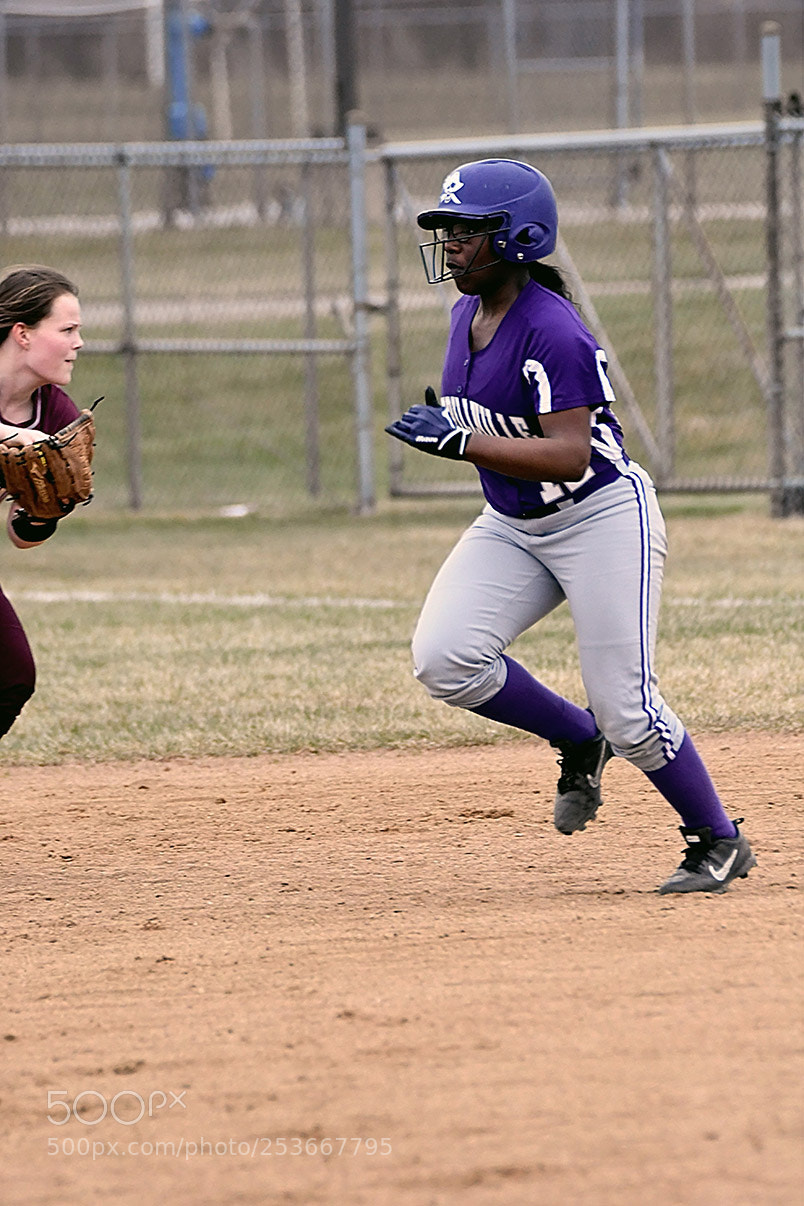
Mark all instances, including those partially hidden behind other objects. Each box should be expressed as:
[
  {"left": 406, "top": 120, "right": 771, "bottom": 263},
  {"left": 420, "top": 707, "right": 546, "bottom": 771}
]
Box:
[{"left": 0, "top": 408, "right": 97, "bottom": 520}]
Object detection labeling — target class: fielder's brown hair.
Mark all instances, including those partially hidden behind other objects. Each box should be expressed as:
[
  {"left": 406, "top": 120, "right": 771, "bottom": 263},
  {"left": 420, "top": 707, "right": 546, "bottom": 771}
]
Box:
[{"left": 0, "top": 265, "right": 79, "bottom": 346}]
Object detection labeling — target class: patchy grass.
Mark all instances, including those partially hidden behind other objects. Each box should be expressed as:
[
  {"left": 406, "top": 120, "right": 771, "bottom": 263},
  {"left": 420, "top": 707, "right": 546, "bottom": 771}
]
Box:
[{"left": 0, "top": 495, "right": 800, "bottom": 764}]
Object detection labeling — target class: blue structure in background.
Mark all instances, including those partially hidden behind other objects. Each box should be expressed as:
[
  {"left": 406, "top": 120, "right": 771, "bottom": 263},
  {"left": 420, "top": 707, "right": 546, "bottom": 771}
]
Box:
[{"left": 165, "top": 4, "right": 214, "bottom": 187}]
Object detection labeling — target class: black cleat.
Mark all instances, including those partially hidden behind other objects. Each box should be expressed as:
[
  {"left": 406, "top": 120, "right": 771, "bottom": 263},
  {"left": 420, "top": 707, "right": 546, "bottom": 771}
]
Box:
[
  {"left": 551, "top": 731, "right": 614, "bottom": 834},
  {"left": 659, "top": 820, "right": 757, "bottom": 894}
]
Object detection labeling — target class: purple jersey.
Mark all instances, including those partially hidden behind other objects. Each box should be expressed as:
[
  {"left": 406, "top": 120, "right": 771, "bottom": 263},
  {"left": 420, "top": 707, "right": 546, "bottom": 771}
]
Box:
[
  {"left": 440, "top": 279, "right": 628, "bottom": 516},
  {"left": 0, "top": 384, "right": 79, "bottom": 438}
]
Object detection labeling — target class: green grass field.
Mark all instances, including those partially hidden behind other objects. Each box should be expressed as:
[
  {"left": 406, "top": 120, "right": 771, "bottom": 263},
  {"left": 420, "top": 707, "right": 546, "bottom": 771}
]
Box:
[{"left": 1, "top": 494, "right": 800, "bottom": 765}]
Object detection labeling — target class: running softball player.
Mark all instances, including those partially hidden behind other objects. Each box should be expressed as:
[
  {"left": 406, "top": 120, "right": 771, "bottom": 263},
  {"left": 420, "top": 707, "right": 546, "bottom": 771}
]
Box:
[
  {"left": 0, "top": 266, "right": 84, "bottom": 743},
  {"left": 386, "top": 159, "right": 756, "bottom": 894}
]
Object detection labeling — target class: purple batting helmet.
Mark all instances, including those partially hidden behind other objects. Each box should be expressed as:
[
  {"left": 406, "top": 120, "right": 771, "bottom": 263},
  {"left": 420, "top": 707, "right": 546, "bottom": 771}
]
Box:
[{"left": 416, "top": 158, "right": 558, "bottom": 282}]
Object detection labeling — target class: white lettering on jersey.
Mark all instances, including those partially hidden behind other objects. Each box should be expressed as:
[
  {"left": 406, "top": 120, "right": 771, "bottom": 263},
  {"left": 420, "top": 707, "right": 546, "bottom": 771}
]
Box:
[
  {"left": 537, "top": 464, "right": 596, "bottom": 505},
  {"left": 439, "top": 170, "right": 465, "bottom": 207},
  {"left": 594, "top": 349, "right": 617, "bottom": 402},
  {"left": 441, "top": 395, "right": 539, "bottom": 440},
  {"left": 590, "top": 406, "right": 623, "bottom": 462},
  {"left": 522, "top": 358, "right": 552, "bottom": 413}
]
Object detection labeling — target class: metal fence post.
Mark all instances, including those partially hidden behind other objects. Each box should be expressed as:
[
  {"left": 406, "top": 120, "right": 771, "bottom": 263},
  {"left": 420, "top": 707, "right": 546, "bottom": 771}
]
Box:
[
  {"left": 613, "top": 0, "right": 631, "bottom": 209},
  {"left": 116, "top": 149, "right": 143, "bottom": 510},
  {"left": 681, "top": 0, "right": 698, "bottom": 205},
  {"left": 346, "top": 112, "right": 375, "bottom": 514},
  {"left": 761, "top": 22, "right": 789, "bottom": 517},
  {"left": 790, "top": 124, "right": 804, "bottom": 509},
  {"left": 651, "top": 145, "right": 674, "bottom": 487},
  {"left": 383, "top": 158, "right": 405, "bottom": 495},
  {"left": 301, "top": 161, "right": 321, "bottom": 496},
  {"left": 501, "top": 0, "right": 519, "bottom": 136},
  {"left": 245, "top": 13, "right": 269, "bottom": 217}
]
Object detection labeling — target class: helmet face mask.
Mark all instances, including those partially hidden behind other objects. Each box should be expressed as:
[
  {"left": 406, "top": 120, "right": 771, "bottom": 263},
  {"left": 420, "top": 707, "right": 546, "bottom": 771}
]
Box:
[
  {"left": 417, "top": 159, "right": 558, "bottom": 286},
  {"left": 418, "top": 216, "right": 508, "bottom": 285}
]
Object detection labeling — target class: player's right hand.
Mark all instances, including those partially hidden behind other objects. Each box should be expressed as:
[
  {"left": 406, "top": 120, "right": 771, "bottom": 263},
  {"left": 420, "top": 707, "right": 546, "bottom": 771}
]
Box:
[
  {"left": 0, "top": 425, "right": 49, "bottom": 448},
  {"left": 385, "top": 404, "right": 472, "bottom": 460}
]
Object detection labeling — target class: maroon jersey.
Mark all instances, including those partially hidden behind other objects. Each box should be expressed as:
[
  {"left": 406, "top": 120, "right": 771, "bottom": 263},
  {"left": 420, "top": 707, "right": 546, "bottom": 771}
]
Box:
[{"left": 0, "top": 384, "right": 80, "bottom": 436}]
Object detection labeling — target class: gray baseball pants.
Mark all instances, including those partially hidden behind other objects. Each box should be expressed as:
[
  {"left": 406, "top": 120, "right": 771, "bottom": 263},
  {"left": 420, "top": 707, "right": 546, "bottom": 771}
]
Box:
[{"left": 411, "top": 464, "right": 685, "bottom": 773}]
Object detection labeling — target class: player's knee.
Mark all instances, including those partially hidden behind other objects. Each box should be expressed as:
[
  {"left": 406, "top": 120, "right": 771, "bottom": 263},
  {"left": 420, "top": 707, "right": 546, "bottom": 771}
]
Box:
[
  {"left": 413, "top": 649, "right": 466, "bottom": 701},
  {"left": 411, "top": 638, "right": 488, "bottom": 706}
]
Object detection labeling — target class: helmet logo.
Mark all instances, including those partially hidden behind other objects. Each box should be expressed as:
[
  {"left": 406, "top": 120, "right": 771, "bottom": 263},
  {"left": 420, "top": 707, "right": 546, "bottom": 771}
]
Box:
[{"left": 439, "top": 169, "right": 465, "bottom": 206}]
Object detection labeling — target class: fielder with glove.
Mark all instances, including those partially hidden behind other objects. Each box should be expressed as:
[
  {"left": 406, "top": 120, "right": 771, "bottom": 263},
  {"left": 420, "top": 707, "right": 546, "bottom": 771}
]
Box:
[
  {"left": 0, "top": 265, "right": 96, "bottom": 742},
  {"left": 0, "top": 406, "right": 98, "bottom": 523}
]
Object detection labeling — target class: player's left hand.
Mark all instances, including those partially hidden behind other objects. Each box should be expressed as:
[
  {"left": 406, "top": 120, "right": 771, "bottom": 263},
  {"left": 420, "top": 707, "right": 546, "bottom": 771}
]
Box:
[
  {"left": 385, "top": 402, "right": 472, "bottom": 460},
  {"left": 0, "top": 406, "right": 98, "bottom": 521}
]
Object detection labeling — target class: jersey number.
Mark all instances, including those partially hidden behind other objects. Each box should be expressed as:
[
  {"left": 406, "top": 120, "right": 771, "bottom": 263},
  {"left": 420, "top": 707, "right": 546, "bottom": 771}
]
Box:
[{"left": 595, "top": 350, "right": 616, "bottom": 402}]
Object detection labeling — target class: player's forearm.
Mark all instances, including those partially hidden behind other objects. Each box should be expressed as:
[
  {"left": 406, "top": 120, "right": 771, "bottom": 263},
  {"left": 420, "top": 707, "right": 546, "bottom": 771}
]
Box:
[{"left": 464, "top": 432, "right": 591, "bottom": 482}]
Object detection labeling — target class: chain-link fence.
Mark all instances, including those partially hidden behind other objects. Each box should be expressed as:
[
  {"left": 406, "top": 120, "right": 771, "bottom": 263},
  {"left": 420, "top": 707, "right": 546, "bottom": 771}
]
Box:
[
  {"left": 0, "top": 2, "right": 802, "bottom": 144},
  {"left": 0, "top": 131, "right": 376, "bottom": 516},
  {"left": 765, "top": 99, "right": 804, "bottom": 516},
  {"left": 377, "top": 121, "right": 789, "bottom": 499},
  {"left": 0, "top": 110, "right": 800, "bottom": 515}
]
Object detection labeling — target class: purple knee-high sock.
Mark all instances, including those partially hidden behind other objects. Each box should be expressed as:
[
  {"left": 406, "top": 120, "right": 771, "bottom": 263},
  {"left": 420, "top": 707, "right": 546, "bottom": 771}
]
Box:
[
  {"left": 470, "top": 655, "right": 598, "bottom": 744},
  {"left": 646, "top": 733, "right": 736, "bottom": 838}
]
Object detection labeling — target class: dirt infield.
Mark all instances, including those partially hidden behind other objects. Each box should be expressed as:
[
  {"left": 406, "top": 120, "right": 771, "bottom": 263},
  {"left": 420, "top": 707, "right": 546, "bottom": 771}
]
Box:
[{"left": 3, "top": 733, "right": 802, "bottom": 1206}]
